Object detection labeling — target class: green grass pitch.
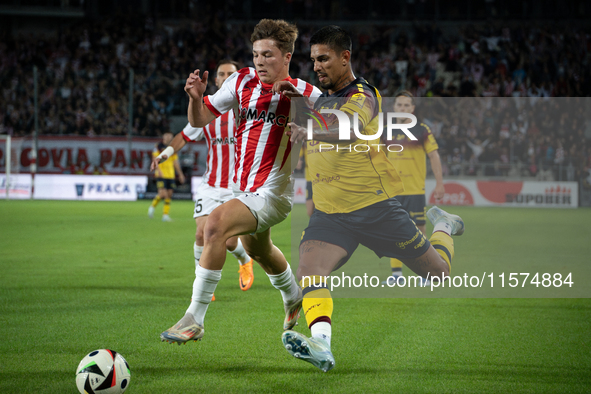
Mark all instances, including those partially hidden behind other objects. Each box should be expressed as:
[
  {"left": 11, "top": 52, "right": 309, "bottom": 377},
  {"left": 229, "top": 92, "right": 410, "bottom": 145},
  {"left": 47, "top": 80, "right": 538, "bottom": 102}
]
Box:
[{"left": 0, "top": 200, "right": 590, "bottom": 393}]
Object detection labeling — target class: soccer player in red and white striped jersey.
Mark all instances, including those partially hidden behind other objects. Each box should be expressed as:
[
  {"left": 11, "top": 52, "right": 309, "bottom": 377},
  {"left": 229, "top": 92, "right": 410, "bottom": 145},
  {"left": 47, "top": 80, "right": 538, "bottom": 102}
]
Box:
[
  {"left": 205, "top": 67, "right": 318, "bottom": 193},
  {"left": 183, "top": 110, "right": 236, "bottom": 190},
  {"left": 158, "top": 19, "right": 322, "bottom": 345},
  {"left": 152, "top": 60, "right": 255, "bottom": 294}
]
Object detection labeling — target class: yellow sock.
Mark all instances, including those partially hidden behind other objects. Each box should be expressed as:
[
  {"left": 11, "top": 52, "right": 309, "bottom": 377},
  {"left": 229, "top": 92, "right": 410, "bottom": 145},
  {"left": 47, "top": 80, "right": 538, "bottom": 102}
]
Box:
[
  {"left": 300, "top": 275, "right": 333, "bottom": 328},
  {"left": 430, "top": 231, "right": 454, "bottom": 271},
  {"left": 150, "top": 196, "right": 161, "bottom": 208},
  {"left": 163, "top": 199, "right": 171, "bottom": 215},
  {"left": 389, "top": 258, "right": 403, "bottom": 275}
]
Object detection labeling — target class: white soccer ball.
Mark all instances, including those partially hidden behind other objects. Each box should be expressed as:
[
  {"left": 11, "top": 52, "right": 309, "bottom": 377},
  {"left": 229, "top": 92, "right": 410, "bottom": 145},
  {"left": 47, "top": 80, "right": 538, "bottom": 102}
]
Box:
[{"left": 75, "top": 349, "right": 131, "bottom": 394}]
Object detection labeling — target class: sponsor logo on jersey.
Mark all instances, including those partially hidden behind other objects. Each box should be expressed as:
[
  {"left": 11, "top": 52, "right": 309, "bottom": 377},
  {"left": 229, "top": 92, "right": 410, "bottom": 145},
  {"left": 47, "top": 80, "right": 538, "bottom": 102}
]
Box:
[
  {"left": 211, "top": 137, "right": 237, "bottom": 146},
  {"left": 312, "top": 173, "right": 341, "bottom": 185},
  {"left": 238, "top": 108, "right": 288, "bottom": 127}
]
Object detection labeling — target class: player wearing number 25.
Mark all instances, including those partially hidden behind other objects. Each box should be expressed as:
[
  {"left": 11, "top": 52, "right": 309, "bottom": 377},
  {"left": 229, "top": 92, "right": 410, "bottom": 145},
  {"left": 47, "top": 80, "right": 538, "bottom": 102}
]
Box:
[{"left": 150, "top": 60, "right": 255, "bottom": 293}]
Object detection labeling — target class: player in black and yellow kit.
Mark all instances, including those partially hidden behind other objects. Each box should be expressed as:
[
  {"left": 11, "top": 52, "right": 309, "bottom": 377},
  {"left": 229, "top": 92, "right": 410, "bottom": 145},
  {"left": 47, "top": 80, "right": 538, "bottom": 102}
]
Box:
[
  {"left": 383, "top": 91, "right": 446, "bottom": 284},
  {"left": 276, "top": 26, "right": 464, "bottom": 372},
  {"left": 148, "top": 132, "right": 185, "bottom": 221}
]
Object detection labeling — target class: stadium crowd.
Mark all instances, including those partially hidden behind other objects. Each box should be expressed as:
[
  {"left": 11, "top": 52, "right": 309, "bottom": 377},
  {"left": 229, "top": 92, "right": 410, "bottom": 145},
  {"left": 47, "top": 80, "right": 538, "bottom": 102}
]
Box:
[{"left": 0, "top": 13, "right": 589, "bottom": 179}]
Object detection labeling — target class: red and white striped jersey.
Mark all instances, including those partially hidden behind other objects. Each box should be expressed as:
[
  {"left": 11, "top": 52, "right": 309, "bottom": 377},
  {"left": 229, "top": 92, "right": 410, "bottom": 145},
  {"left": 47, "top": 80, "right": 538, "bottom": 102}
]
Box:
[
  {"left": 181, "top": 110, "right": 236, "bottom": 190},
  {"left": 204, "top": 67, "right": 322, "bottom": 193}
]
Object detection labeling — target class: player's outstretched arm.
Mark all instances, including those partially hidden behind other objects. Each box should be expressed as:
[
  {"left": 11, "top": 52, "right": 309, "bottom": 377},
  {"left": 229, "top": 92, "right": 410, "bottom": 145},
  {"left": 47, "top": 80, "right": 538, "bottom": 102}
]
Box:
[
  {"left": 150, "top": 133, "right": 188, "bottom": 172},
  {"left": 185, "top": 69, "right": 216, "bottom": 128},
  {"left": 168, "top": 132, "right": 188, "bottom": 153},
  {"left": 428, "top": 149, "right": 445, "bottom": 201},
  {"left": 287, "top": 114, "right": 359, "bottom": 144},
  {"left": 273, "top": 81, "right": 317, "bottom": 124}
]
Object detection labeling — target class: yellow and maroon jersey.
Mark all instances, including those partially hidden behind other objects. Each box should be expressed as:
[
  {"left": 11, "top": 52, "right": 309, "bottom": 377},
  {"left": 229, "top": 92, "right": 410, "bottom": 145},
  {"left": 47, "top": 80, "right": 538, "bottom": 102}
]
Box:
[
  {"left": 307, "top": 78, "right": 405, "bottom": 214},
  {"left": 385, "top": 122, "right": 438, "bottom": 195},
  {"left": 153, "top": 142, "right": 178, "bottom": 180}
]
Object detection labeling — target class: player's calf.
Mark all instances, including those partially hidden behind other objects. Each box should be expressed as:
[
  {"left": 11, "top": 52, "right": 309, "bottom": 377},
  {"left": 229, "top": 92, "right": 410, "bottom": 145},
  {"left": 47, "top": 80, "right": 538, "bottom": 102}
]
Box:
[
  {"left": 402, "top": 246, "right": 450, "bottom": 283},
  {"left": 427, "top": 205, "right": 464, "bottom": 273}
]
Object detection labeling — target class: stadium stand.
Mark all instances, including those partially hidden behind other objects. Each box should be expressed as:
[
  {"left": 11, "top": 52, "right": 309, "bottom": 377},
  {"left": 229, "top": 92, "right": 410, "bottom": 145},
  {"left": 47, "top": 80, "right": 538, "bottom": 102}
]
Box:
[{"left": 0, "top": 10, "right": 590, "bottom": 182}]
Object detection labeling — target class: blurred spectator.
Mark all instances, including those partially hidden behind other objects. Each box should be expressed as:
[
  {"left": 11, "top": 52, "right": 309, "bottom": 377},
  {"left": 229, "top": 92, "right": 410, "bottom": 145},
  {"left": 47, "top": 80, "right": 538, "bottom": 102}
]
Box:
[{"left": 0, "top": 14, "right": 589, "bottom": 181}]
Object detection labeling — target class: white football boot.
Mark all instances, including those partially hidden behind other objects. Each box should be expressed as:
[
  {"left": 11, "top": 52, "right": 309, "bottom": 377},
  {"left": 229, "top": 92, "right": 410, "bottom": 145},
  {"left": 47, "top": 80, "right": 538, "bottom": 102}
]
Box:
[
  {"left": 282, "top": 330, "right": 335, "bottom": 372},
  {"left": 427, "top": 206, "right": 464, "bottom": 236}
]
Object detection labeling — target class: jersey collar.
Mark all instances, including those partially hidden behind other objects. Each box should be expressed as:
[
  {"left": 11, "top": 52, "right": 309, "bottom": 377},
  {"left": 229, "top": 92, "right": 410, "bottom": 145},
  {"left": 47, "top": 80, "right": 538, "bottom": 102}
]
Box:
[
  {"left": 326, "top": 77, "right": 364, "bottom": 97},
  {"left": 258, "top": 74, "right": 296, "bottom": 91}
]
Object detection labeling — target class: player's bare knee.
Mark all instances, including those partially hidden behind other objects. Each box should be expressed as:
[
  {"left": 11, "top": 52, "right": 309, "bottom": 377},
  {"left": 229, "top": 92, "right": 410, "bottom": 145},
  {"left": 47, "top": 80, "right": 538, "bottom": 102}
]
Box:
[
  {"left": 295, "top": 265, "right": 310, "bottom": 280},
  {"left": 296, "top": 260, "right": 332, "bottom": 280},
  {"left": 225, "top": 237, "right": 238, "bottom": 251},
  {"left": 195, "top": 233, "right": 205, "bottom": 245},
  {"left": 195, "top": 227, "right": 205, "bottom": 245},
  {"left": 203, "top": 215, "right": 228, "bottom": 245}
]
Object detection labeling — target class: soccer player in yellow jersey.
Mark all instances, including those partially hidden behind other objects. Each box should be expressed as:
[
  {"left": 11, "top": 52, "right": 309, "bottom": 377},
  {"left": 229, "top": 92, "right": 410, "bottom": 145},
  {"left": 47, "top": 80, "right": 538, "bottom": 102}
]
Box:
[
  {"left": 148, "top": 132, "right": 185, "bottom": 221},
  {"left": 276, "top": 25, "right": 464, "bottom": 372},
  {"left": 383, "top": 91, "right": 445, "bottom": 284}
]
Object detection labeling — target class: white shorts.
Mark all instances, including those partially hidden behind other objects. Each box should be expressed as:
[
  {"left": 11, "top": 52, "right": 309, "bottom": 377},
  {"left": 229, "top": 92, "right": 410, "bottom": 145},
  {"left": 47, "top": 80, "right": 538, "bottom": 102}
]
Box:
[
  {"left": 234, "top": 181, "right": 294, "bottom": 233},
  {"left": 193, "top": 182, "right": 234, "bottom": 219}
]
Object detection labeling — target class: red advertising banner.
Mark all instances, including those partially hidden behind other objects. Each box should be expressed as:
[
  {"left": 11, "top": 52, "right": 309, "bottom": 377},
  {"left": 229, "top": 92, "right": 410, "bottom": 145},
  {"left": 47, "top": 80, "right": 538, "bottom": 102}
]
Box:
[
  {"left": 426, "top": 180, "right": 578, "bottom": 208},
  {"left": 0, "top": 136, "right": 207, "bottom": 175}
]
